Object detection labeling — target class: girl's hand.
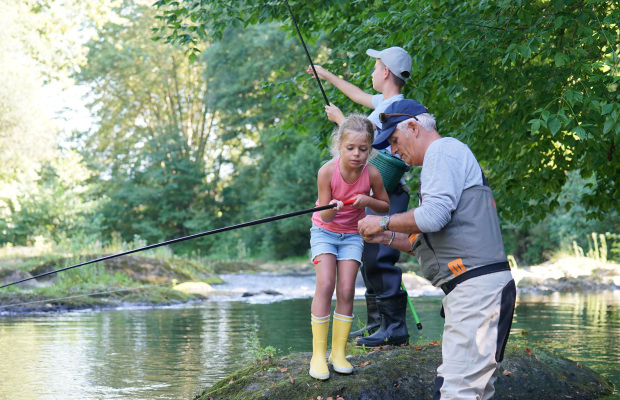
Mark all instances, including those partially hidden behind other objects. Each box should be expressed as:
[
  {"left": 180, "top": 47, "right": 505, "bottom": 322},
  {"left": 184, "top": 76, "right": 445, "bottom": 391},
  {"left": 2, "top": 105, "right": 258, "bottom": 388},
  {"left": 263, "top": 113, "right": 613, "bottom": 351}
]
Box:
[
  {"left": 347, "top": 194, "right": 370, "bottom": 208},
  {"left": 329, "top": 199, "right": 344, "bottom": 212}
]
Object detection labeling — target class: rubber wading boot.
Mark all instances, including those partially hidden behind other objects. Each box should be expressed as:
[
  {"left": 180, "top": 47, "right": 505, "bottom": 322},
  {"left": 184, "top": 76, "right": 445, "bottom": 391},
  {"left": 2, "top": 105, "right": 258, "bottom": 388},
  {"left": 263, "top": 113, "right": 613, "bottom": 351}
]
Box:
[
  {"left": 328, "top": 313, "right": 354, "bottom": 374},
  {"left": 309, "top": 314, "right": 330, "bottom": 380},
  {"left": 356, "top": 292, "right": 409, "bottom": 347},
  {"left": 349, "top": 294, "right": 380, "bottom": 339}
]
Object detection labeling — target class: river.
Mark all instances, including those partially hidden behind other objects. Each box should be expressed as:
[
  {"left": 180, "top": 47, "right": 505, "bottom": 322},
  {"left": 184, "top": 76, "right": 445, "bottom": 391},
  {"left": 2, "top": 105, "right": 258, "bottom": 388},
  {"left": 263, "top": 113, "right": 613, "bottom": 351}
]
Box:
[{"left": 0, "top": 273, "right": 618, "bottom": 400}]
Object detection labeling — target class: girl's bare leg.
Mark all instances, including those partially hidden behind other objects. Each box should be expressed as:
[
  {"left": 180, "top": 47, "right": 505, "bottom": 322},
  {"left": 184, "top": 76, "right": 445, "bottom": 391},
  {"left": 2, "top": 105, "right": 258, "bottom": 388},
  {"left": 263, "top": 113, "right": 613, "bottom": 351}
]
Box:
[
  {"left": 312, "top": 254, "right": 337, "bottom": 317},
  {"left": 334, "top": 259, "right": 360, "bottom": 316}
]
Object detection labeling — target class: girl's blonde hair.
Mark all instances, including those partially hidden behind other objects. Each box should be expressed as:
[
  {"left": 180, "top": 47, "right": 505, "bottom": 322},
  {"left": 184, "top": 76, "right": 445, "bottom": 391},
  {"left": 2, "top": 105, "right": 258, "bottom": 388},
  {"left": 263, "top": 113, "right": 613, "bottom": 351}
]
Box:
[{"left": 329, "top": 114, "right": 375, "bottom": 158}]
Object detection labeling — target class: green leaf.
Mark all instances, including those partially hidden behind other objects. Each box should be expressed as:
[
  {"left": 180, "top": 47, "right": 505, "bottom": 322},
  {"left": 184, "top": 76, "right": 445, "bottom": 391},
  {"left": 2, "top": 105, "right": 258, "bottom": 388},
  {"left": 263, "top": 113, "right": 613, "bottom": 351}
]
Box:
[
  {"left": 564, "top": 89, "right": 583, "bottom": 106},
  {"left": 549, "top": 117, "right": 562, "bottom": 136},
  {"left": 573, "top": 126, "right": 586, "bottom": 139},
  {"left": 518, "top": 45, "right": 532, "bottom": 60},
  {"left": 603, "top": 118, "right": 615, "bottom": 134},
  {"left": 554, "top": 52, "right": 567, "bottom": 67}
]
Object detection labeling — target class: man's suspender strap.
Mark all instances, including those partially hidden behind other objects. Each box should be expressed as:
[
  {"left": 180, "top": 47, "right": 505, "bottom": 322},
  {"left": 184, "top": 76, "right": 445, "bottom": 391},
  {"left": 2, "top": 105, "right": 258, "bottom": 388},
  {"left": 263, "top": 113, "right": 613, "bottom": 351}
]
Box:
[{"left": 440, "top": 261, "right": 510, "bottom": 295}]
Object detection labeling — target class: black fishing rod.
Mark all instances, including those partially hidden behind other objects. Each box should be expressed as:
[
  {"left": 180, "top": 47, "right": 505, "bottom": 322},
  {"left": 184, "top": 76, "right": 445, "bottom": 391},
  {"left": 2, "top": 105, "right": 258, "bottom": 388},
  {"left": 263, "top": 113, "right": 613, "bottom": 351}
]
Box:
[
  {"left": 284, "top": 0, "right": 330, "bottom": 106},
  {"left": 0, "top": 203, "right": 337, "bottom": 289}
]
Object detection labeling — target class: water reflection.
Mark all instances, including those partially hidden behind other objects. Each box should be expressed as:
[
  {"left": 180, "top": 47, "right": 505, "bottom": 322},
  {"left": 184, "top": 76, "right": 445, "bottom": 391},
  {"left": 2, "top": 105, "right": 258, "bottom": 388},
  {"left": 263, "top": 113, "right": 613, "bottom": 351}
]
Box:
[
  {"left": 514, "top": 291, "right": 620, "bottom": 387},
  {"left": 0, "top": 291, "right": 617, "bottom": 400}
]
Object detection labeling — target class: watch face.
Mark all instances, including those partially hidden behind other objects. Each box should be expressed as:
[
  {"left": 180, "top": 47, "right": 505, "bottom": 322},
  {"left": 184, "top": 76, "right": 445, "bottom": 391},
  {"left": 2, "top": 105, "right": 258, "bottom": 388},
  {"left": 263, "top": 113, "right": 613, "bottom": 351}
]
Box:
[{"left": 381, "top": 216, "right": 390, "bottom": 230}]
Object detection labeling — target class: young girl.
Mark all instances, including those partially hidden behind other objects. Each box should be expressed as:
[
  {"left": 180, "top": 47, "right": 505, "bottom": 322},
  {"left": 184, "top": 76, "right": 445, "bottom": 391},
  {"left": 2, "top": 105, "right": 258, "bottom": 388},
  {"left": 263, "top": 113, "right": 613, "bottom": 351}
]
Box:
[{"left": 309, "top": 114, "right": 390, "bottom": 380}]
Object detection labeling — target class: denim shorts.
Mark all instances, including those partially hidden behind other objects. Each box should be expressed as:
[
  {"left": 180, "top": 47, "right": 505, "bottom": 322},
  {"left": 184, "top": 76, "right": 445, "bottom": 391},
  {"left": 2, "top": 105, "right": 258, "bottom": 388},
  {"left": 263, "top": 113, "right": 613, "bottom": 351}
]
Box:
[{"left": 310, "top": 224, "right": 364, "bottom": 264}]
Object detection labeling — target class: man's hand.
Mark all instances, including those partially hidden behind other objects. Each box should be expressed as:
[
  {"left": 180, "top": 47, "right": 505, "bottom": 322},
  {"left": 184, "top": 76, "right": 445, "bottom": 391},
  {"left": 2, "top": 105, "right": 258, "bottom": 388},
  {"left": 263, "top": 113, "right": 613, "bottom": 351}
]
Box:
[
  {"left": 358, "top": 215, "right": 383, "bottom": 237},
  {"left": 361, "top": 230, "right": 391, "bottom": 245}
]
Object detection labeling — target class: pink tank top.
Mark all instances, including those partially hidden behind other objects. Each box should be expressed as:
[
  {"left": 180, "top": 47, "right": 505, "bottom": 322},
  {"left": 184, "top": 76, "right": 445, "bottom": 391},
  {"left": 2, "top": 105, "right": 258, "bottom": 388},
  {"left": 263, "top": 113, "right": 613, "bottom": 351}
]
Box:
[{"left": 311, "top": 157, "right": 371, "bottom": 233}]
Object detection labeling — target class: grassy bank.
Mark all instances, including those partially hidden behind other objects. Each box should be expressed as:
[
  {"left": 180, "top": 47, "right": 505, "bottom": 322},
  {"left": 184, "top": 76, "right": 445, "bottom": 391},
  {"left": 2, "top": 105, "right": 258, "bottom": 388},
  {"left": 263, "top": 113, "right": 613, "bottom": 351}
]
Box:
[{"left": 0, "top": 240, "right": 229, "bottom": 313}]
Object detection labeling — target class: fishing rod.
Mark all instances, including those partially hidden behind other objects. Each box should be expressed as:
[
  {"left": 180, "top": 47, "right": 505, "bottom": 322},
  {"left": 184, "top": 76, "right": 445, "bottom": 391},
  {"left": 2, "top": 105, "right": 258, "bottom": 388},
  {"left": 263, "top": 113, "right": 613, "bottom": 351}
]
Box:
[
  {"left": 0, "top": 203, "right": 338, "bottom": 289},
  {"left": 283, "top": 0, "right": 330, "bottom": 106}
]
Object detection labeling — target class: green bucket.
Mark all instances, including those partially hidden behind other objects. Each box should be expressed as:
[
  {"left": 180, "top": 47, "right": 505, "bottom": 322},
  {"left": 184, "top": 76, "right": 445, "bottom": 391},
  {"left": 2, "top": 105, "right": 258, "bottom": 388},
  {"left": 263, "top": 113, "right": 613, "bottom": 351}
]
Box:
[{"left": 369, "top": 150, "right": 410, "bottom": 193}]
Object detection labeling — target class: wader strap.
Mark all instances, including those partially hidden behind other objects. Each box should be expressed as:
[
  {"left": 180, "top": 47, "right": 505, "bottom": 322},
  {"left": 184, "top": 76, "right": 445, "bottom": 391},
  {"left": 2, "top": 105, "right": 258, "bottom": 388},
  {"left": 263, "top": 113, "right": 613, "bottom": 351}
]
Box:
[{"left": 440, "top": 261, "right": 510, "bottom": 295}]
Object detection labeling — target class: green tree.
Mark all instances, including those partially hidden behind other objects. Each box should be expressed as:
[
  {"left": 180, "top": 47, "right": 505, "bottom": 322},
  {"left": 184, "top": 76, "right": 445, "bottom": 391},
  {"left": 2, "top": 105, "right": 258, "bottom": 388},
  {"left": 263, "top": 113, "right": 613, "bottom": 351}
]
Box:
[
  {"left": 0, "top": 0, "right": 133, "bottom": 245},
  {"left": 503, "top": 171, "right": 620, "bottom": 264},
  {"left": 74, "top": 2, "right": 217, "bottom": 243},
  {"left": 0, "top": 1, "right": 56, "bottom": 186},
  {"left": 153, "top": 0, "right": 619, "bottom": 224},
  {"left": 184, "top": 23, "right": 326, "bottom": 259},
  {"left": 5, "top": 151, "right": 100, "bottom": 244},
  {"left": 75, "top": 1, "right": 322, "bottom": 259}
]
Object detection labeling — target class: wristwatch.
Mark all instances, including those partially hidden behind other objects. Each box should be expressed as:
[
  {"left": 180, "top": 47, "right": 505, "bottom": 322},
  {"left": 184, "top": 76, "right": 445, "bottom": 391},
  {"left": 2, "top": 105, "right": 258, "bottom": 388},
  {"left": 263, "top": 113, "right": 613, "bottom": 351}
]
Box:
[{"left": 380, "top": 215, "right": 391, "bottom": 231}]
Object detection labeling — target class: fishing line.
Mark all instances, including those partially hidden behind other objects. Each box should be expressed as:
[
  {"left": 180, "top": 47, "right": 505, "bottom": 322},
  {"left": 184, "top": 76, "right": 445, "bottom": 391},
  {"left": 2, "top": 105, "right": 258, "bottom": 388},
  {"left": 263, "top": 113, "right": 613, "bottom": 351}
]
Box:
[
  {"left": 284, "top": 0, "right": 330, "bottom": 106},
  {"left": 0, "top": 204, "right": 336, "bottom": 289}
]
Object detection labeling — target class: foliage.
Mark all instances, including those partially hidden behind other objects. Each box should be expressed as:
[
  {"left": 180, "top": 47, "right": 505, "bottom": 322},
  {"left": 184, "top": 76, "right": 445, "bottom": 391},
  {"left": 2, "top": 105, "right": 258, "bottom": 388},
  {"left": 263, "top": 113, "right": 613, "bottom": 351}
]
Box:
[
  {"left": 0, "top": 0, "right": 122, "bottom": 245},
  {"left": 215, "top": 136, "right": 322, "bottom": 260},
  {"left": 1, "top": 151, "right": 101, "bottom": 245},
  {"left": 73, "top": 2, "right": 216, "bottom": 244},
  {"left": 0, "top": 1, "right": 57, "bottom": 225},
  {"left": 72, "top": 3, "right": 323, "bottom": 259},
  {"left": 607, "top": 232, "right": 620, "bottom": 261},
  {"left": 247, "top": 331, "right": 278, "bottom": 362},
  {"left": 0, "top": 0, "right": 132, "bottom": 191},
  {"left": 181, "top": 22, "right": 323, "bottom": 259},
  {"left": 50, "top": 263, "right": 135, "bottom": 293},
  {"left": 153, "top": 0, "right": 619, "bottom": 224},
  {"left": 2, "top": 0, "right": 617, "bottom": 264},
  {"left": 251, "top": 139, "right": 322, "bottom": 258},
  {"left": 501, "top": 171, "right": 619, "bottom": 264}
]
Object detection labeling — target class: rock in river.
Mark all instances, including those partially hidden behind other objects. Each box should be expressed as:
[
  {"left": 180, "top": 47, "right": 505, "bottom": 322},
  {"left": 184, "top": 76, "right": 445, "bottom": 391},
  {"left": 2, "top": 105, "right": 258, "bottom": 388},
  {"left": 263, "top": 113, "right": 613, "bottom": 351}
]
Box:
[{"left": 195, "top": 343, "right": 614, "bottom": 400}]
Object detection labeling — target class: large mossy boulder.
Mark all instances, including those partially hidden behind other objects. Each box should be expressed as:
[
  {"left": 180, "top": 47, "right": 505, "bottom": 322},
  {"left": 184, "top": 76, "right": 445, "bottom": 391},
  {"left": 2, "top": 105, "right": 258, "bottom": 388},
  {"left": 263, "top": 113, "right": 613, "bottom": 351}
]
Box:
[{"left": 195, "top": 344, "right": 614, "bottom": 400}]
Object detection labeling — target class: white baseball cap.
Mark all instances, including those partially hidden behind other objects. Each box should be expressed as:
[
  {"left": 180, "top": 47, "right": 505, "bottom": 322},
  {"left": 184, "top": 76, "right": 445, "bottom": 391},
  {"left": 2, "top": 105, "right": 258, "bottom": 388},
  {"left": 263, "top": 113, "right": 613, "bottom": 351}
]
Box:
[{"left": 366, "top": 47, "right": 412, "bottom": 82}]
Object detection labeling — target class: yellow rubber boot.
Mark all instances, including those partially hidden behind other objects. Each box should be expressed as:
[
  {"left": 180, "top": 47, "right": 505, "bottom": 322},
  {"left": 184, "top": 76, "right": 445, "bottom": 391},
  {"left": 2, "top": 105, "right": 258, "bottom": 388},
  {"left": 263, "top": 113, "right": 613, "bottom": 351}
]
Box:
[
  {"left": 309, "top": 314, "right": 330, "bottom": 380},
  {"left": 329, "top": 312, "right": 354, "bottom": 374}
]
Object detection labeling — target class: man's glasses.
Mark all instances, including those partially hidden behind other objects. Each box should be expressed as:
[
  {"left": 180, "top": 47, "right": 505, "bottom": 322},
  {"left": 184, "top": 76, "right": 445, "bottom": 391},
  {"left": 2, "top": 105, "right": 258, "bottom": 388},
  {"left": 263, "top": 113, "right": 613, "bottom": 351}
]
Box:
[{"left": 378, "top": 112, "right": 419, "bottom": 124}]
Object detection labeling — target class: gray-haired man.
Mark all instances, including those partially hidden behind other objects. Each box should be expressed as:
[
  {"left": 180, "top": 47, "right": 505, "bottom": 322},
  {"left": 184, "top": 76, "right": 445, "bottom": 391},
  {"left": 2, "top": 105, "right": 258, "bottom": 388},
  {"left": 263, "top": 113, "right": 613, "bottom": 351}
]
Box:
[{"left": 358, "top": 99, "right": 516, "bottom": 399}]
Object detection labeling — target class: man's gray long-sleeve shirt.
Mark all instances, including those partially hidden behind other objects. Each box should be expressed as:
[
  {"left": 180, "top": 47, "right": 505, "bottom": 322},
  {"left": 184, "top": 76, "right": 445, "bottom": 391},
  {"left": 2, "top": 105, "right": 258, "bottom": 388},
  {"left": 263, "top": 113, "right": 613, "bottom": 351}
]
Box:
[{"left": 414, "top": 137, "right": 483, "bottom": 233}]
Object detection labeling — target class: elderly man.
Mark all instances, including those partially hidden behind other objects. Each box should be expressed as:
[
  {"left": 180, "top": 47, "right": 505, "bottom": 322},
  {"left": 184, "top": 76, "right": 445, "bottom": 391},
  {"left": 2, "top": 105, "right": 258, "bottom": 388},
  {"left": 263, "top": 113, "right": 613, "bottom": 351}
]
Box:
[{"left": 358, "top": 99, "right": 516, "bottom": 399}]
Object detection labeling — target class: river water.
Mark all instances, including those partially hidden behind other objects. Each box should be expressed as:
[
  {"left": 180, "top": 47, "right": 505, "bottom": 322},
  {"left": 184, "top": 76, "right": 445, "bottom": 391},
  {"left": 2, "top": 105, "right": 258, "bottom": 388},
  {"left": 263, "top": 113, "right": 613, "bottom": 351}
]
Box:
[{"left": 0, "top": 273, "right": 618, "bottom": 400}]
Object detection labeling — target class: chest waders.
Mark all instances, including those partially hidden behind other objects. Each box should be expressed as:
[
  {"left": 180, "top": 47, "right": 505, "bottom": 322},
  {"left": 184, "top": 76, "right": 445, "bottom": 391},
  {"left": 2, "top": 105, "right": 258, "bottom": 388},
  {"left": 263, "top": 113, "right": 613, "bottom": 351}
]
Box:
[
  {"left": 409, "top": 177, "right": 516, "bottom": 399},
  {"left": 354, "top": 173, "right": 411, "bottom": 347}
]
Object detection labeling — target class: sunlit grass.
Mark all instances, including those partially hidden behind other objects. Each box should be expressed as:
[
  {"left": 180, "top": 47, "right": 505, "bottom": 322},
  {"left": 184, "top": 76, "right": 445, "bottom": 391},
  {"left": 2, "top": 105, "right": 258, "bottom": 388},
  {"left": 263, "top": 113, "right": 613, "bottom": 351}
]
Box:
[{"left": 0, "top": 234, "right": 222, "bottom": 310}]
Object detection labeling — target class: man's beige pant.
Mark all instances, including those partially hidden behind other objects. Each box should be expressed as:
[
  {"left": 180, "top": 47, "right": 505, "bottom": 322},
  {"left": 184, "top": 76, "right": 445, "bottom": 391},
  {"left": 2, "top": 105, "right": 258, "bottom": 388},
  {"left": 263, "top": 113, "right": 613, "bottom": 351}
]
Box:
[{"left": 435, "top": 270, "right": 516, "bottom": 400}]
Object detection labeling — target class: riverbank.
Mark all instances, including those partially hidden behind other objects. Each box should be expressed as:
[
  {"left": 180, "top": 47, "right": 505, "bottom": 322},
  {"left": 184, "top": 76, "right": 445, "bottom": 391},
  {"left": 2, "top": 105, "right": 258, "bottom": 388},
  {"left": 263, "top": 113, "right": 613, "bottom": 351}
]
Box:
[
  {"left": 0, "top": 253, "right": 224, "bottom": 314},
  {"left": 400, "top": 255, "right": 620, "bottom": 296},
  {"left": 0, "top": 252, "right": 619, "bottom": 314}
]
